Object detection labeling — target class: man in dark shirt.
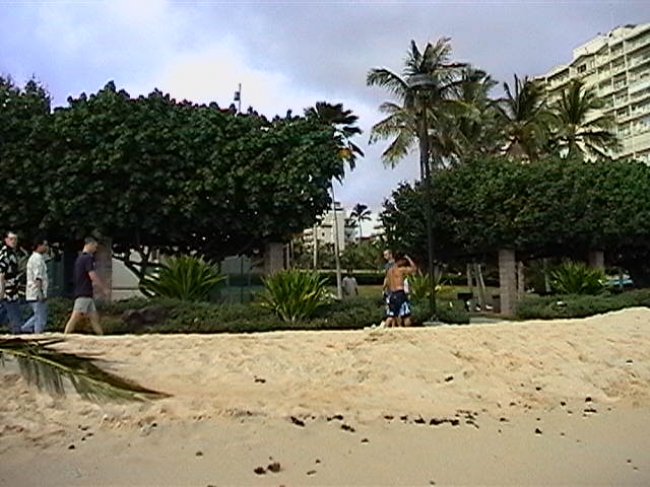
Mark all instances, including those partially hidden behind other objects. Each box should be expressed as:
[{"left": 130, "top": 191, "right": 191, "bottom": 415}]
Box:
[
  {"left": 63, "top": 237, "right": 109, "bottom": 335},
  {"left": 0, "top": 231, "right": 23, "bottom": 333}
]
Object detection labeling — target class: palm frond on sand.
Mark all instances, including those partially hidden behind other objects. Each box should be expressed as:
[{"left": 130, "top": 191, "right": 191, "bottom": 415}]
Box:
[{"left": 0, "top": 337, "right": 170, "bottom": 403}]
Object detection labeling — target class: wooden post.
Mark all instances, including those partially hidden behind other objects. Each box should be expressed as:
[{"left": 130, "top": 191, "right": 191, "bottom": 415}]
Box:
[{"left": 499, "top": 249, "right": 517, "bottom": 317}]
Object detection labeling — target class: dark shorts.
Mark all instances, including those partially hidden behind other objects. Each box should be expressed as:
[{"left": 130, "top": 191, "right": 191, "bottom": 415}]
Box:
[{"left": 387, "top": 290, "right": 411, "bottom": 317}]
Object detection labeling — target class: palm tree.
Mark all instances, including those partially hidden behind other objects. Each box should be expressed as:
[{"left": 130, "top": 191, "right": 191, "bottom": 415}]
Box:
[
  {"left": 304, "top": 102, "right": 363, "bottom": 298},
  {"left": 549, "top": 79, "right": 620, "bottom": 160},
  {"left": 449, "top": 68, "right": 503, "bottom": 163},
  {"left": 367, "top": 38, "right": 467, "bottom": 318},
  {"left": 367, "top": 38, "right": 467, "bottom": 174},
  {"left": 350, "top": 203, "right": 371, "bottom": 240},
  {"left": 496, "top": 74, "right": 552, "bottom": 161}
]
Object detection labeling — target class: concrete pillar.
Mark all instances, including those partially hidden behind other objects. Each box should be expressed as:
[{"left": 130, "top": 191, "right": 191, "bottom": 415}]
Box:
[
  {"left": 95, "top": 237, "right": 113, "bottom": 302},
  {"left": 588, "top": 250, "right": 605, "bottom": 270},
  {"left": 264, "top": 242, "right": 285, "bottom": 275},
  {"left": 499, "top": 249, "right": 517, "bottom": 317}
]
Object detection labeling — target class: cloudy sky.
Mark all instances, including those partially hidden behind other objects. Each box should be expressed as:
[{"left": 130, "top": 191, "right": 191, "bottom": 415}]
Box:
[{"left": 1, "top": 0, "right": 648, "bottom": 220}]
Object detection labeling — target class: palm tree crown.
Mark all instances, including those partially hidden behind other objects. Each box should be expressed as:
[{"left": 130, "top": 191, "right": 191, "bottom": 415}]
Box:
[
  {"left": 349, "top": 203, "right": 372, "bottom": 240},
  {"left": 367, "top": 38, "right": 467, "bottom": 172},
  {"left": 496, "top": 74, "right": 552, "bottom": 161},
  {"left": 304, "top": 101, "right": 364, "bottom": 174},
  {"left": 549, "top": 79, "right": 620, "bottom": 160}
]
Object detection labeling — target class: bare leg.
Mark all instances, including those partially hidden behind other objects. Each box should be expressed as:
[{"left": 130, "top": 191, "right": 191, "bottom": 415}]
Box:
[
  {"left": 402, "top": 316, "right": 412, "bottom": 327},
  {"left": 64, "top": 311, "right": 84, "bottom": 334},
  {"left": 88, "top": 311, "right": 104, "bottom": 335}
]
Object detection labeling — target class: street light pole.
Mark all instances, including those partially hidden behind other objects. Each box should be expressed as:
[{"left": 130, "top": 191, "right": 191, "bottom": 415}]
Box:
[{"left": 409, "top": 74, "right": 437, "bottom": 320}]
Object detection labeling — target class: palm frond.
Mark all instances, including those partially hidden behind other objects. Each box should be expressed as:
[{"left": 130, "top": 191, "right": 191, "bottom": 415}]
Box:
[{"left": 0, "top": 337, "right": 170, "bottom": 403}]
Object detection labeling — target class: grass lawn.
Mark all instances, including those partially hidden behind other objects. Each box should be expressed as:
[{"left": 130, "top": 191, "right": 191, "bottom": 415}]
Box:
[{"left": 337, "top": 285, "right": 500, "bottom": 302}]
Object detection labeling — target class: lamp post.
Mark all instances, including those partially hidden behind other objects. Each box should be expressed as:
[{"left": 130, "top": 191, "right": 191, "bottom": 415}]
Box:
[{"left": 408, "top": 74, "right": 437, "bottom": 319}]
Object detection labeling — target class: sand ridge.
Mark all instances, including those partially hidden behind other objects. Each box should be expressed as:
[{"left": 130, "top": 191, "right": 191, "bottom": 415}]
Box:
[{"left": 2, "top": 307, "right": 649, "bottom": 442}]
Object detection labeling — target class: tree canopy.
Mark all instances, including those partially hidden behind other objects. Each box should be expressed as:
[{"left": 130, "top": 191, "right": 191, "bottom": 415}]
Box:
[
  {"left": 381, "top": 156, "right": 650, "bottom": 277},
  {"left": 0, "top": 78, "right": 349, "bottom": 277}
]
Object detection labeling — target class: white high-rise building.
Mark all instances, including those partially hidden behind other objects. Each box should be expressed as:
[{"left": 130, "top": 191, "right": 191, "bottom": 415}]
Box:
[
  {"left": 540, "top": 22, "right": 650, "bottom": 163},
  {"left": 302, "top": 202, "right": 349, "bottom": 252}
]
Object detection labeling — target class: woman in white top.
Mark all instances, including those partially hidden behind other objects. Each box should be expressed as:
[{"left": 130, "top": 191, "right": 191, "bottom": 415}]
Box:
[{"left": 21, "top": 237, "right": 49, "bottom": 333}]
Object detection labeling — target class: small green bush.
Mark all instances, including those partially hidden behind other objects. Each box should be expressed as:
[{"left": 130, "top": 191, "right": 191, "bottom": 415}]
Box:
[
  {"left": 409, "top": 299, "right": 470, "bottom": 325},
  {"left": 551, "top": 261, "right": 606, "bottom": 295},
  {"left": 259, "top": 270, "right": 330, "bottom": 322},
  {"left": 140, "top": 255, "right": 226, "bottom": 302},
  {"left": 517, "top": 289, "right": 650, "bottom": 320},
  {"left": 312, "top": 296, "right": 383, "bottom": 329}
]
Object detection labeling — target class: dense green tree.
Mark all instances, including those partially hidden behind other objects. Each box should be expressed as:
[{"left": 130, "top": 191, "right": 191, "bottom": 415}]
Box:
[
  {"left": 0, "top": 77, "right": 52, "bottom": 237},
  {"left": 1, "top": 79, "right": 348, "bottom": 281},
  {"left": 381, "top": 156, "right": 650, "bottom": 282}
]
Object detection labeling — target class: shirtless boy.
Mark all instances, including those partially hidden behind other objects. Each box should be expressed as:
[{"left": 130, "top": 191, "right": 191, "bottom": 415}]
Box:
[{"left": 383, "top": 254, "right": 417, "bottom": 327}]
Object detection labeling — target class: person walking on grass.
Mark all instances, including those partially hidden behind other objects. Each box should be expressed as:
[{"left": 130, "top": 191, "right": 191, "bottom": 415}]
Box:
[
  {"left": 383, "top": 254, "right": 417, "bottom": 328},
  {"left": 21, "top": 237, "right": 49, "bottom": 333},
  {"left": 0, "top": 231, "right": 23, "bottom": 334},
  {"left": 64, "top": 237, "right": 108, "bottom": 335}
]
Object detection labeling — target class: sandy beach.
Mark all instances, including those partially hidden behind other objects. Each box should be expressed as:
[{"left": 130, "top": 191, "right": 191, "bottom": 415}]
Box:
[{"left": 2, "top": 307, "right": 650, "bottom": 486}]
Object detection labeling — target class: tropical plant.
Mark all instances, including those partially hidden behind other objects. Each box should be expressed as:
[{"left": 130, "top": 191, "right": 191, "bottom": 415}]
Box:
[
  {"left": 0, "top": 337, "right": 168, "bottom": 402},
  {"left": 258, "top": 270, "right": 331, "bottom": 322},
  {"left": 304, "top": 101, "right": 364, "bottom": 298},
  {"left": 550, "top": 261, "right": 606, "bottom": 295},
  {"left": 407, "top": 271, "right": 446, "bottom": 301},
  {"left": 549, "top": 79, "right": 620, "bottom": 160},
  {"left": 304, "top": 101, "right": 364, "bottom": 169},
  {"left": 350, "top": 203, "right": 372, "bottom": 240},
  {"left": 496, "top": 74, "right": 552, "bottom": 161},
  {"left": 140, "top": 255, "right": 225, "bottom": 302},
  {"left": 367, "top": 37, "right": 467, "bottom": 172},
  {"left": 449, "top": 68, "right": 503, "bottom": 163}
]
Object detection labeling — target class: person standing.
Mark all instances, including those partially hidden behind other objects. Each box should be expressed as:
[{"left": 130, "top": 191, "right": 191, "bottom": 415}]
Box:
[
  {"left": 22, "top": 237, "right": 49, "bottom": 333},
  {"left": 64, "top": 237, "right": 108, "bottom": 335},
  {"left": 0, "top": 232, "right": 23, "bottom": 334},
  {"left": 342, "top": 270, "right": 359, "bottom": 297},
  {"left": 383, "top": 254, "right": 417, "bottom": 327}
]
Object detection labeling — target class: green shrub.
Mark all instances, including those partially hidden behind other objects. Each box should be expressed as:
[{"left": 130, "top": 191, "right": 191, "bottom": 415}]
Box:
[
  {"left": 407, "top": 272, "right": 446, "bottom": 301},
  {"left": 436, "top": 300, "right": 471, "bottom": 325},
  {"left": 140, "top": 255, "right": 226, "bottom": 302},
  {"left": 311, "top": 296, "right": 383, "bottom": 329},
  {"left": 258, "top": 270, "right": 331, "bottom": 323},
  {"left": 410, "top": 298, "right": 470, "bottom": 325},
  {"left": 551, "top": 261, "right": 606, "bottom": 295},
  {"left": 517, "top": 289, "right": 650, "bottom": 320}
]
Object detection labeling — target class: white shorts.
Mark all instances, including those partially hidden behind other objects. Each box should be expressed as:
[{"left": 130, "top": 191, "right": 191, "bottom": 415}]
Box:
[{"left": 73, "top": 297, "right": 97, "bottom": 314}]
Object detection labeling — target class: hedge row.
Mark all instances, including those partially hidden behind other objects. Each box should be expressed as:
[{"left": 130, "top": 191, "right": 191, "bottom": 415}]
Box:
[
  {"left": 1, "top": 295, "right": 469, "bottom": 335},
  {"left": 516, "top": 289, "right": 650, "bottom": 320}
]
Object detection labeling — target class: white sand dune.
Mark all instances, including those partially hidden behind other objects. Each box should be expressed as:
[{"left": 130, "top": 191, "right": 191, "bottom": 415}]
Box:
[{"left": 1, "top": 307, "right": 650, "bottom": 485}]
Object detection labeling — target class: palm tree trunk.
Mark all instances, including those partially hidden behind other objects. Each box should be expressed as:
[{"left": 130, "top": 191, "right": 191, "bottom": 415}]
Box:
[
  {"left": 419, "top": 116, "right": 437, "bottom": 319},
  {"left": 331, "top": 185, "right": 343, "bottom": 299}
]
